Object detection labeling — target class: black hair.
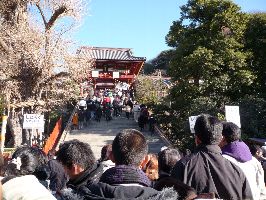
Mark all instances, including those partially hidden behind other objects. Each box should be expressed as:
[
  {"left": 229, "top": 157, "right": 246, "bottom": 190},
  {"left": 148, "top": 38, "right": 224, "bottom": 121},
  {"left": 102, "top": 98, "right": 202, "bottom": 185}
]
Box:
[
  {"left": 222, "top": 122, "right": 241, "bottom": 143},
  {"left": 34, "top": 164, "right": 51, "bottom": 181},
  {"left": 249, "top": 144, "right": 262, "bottom": 156},
  {"left": 112, "top": 129, "right": 148, "bottom": 166},
  {"left": 4, "top": 146, "right": 48, "bottom": 177},
  {"left": 56, "top": 139, "right": 95, "bottom": 170},
  {"left": 99, "top": 144, "right": 112, "bottom": 162},
  {"left": 13, "top": 146, "right": 48, "bottom": 164},
  {"left": 194, "top": 114, "right": 223, "bottom": 145},
  {"left": 158, "top": 148, "right": 182, "bottom": 174},
  {"left": 47, "top": 149, "right": 56, "bottom": 160},
  {"left": 154, "top": 177, "right": 197, "bottom": 199}
]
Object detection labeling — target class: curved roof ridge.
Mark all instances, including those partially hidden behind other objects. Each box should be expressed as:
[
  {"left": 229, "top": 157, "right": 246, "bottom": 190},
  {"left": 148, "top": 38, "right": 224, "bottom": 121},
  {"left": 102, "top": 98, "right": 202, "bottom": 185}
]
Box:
[{"left": 78, "top": 46, "right": 146, "bottom": 61}]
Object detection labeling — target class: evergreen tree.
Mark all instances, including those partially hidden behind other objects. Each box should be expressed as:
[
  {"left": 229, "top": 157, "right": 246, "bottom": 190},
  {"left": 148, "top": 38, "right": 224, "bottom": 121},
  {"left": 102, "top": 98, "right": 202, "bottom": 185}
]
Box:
[
  {"left": 167, "top": 0, "right": 254, "bottom": 109},
  {"left": 154, "top": 0, "right": 257, "bottom": 150},
  {"left": 245, "top": 13, "right": 266, "bottom": 97}
]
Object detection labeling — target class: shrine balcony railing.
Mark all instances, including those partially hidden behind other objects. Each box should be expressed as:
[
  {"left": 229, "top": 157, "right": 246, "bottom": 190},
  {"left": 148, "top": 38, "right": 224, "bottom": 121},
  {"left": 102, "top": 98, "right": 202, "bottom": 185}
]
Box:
[{"left": 89, "top": 74, "right": 135, "bottom": 79}]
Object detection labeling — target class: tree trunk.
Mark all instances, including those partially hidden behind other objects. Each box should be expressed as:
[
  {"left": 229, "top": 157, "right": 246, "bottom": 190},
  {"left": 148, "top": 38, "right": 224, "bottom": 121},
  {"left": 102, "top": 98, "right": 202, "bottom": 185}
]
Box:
[{"left": 7, "top": 112, "right": 24, "bottom": 146}]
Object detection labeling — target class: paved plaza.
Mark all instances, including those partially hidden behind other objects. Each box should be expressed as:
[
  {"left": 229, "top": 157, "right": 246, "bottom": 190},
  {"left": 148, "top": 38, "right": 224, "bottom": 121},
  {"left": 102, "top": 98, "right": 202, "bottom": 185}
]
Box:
[{"left": 64, "top": 115, "right": 168, "bottom": 159}]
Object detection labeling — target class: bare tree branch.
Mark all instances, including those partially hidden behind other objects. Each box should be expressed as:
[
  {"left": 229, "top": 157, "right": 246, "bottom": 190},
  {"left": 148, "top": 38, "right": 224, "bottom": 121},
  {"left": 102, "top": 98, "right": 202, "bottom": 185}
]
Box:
[
  {"left": 0, "top": 37, "right": 10, "bottom": 53},
  {"left": 41, "top": 71, "right": 69, "bottom": 86},
  {"left": 46, "top": 5, "right": 67, "bottom": 31},
  {"left": 0, "top": 0, "right": 91, "bottom": 112},
  {"left": 36, "top": 3, "right": 47, "bottom": 28}
]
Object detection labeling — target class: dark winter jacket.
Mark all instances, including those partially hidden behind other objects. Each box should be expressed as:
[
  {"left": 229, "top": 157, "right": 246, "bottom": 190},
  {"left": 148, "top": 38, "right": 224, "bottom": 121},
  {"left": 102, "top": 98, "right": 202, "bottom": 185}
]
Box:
[
  {"left": 171, "top": 144, "right": 253, "bottom": 200},
  {"left": 48, "top": 159, "right": 69, "bottom": 191},
  {"left": 99, "top": 165, "right": 151, "bottom": 187},
  {"left": 60, "top": 185, "right": 178, "bottom": 200},
  {"left": 67, "top": 163, "right": 103, "bottom": 190},
  {"left": 78, "top": 182, "right": 159, "bottom": 200},
  {"left": 69, "top": 165, "right": 170, "bottom": 200}
]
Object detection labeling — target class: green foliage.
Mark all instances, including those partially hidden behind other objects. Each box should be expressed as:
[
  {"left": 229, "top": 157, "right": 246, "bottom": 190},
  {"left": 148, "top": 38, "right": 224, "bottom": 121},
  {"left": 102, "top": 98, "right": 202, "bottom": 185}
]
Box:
[
  {"left": 135, "top": 75, "right": 165, "bottom": 105},
  {"left": 44, "top": 110, "right": 61, "bottom": 135},
  {"left": 152, "top": 104, "right": 195, "bottom": 151},
  {"left": 153, "top": 0, "right": 266, "bottom": 150},
  {"left": 238, "top": 96, "right": 266, "bottom": 139},
  {"left": 143, "top": 62, "right": 154, "bottom": 74},
  {"left": 245, "top": 12, "right": 266, "bottom": 97},
  {"left": 143, "top": 50, "right": 174, "bottom": 75},
  {"left": 153, "top": 96, "right": 225, "bottom": 151},
  {"left": 167, "top": 0, "right": 253, "bottom": 103}
]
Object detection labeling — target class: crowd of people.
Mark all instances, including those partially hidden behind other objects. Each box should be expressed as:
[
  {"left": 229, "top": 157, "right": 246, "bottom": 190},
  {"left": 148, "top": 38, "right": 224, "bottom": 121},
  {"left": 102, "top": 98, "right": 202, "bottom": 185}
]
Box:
[
  {"left": 72, "top": 88, "right": 155, "bottom": 132},
  {"left": 1, "top": 114, "right": 266, "bottom": 199}
]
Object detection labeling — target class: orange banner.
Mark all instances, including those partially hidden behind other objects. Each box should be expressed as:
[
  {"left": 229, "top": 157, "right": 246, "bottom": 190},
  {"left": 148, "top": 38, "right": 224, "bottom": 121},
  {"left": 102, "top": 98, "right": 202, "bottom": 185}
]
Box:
[{"left": 43, "top": 117, "right": 62, "bottom": 154}]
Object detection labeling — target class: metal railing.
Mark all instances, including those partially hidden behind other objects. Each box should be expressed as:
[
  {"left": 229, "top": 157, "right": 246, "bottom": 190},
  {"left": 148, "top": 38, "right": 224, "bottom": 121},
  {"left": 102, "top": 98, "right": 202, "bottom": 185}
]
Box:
[{"left": 154, "top": 125, "right": 174, "bottom": 148}]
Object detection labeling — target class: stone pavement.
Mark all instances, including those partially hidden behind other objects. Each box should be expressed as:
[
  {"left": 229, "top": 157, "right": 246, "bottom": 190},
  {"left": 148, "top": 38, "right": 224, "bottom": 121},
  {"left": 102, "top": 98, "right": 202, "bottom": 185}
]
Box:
[{"left": 64, "top": 115, "right": 168, "bottom": 160}]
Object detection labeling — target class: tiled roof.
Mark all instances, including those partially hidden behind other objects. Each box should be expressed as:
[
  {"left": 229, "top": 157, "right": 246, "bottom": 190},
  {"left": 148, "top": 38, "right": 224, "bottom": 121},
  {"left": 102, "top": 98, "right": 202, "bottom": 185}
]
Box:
[{"left": 78, "top": 47, "right": 146, "bottom": 61}]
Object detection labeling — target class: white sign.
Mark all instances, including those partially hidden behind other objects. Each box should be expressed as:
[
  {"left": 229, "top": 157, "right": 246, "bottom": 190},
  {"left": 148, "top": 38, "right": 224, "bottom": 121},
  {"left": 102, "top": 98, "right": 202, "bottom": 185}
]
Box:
[
  {"left": 113, "top": 72, "right": 119, "bottom": 78},
  {"left": 225, "top": 105, "right": 241, "bottom": 128},
  {"left": 91, "top": 70, "right": 99, "bottom": 78},
  {"left": 23, "top": 114, "right": 44, "bottom": 129},
  {"left": 189, "top": 115, "right": 199, "bottom": 133}
]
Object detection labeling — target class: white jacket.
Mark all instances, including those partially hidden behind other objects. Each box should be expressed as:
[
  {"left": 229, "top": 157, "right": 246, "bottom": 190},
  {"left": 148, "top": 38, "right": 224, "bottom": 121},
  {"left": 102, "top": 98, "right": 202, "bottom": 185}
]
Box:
[
  {"left": 223, "top": 155, "right": 266, "bottom": 200},
  {"left": 3, "top": 175, "right": 56, "bottom": 200}
]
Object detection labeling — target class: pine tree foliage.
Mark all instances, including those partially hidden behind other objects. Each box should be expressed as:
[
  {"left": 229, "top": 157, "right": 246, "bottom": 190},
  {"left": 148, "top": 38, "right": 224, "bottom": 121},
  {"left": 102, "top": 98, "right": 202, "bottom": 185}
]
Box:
[
  {"left": 167, "top": 0, "right": 255, "bottom": 105},
  {"left": 154, "top": 0, "right": 265, "bottom": 150}
]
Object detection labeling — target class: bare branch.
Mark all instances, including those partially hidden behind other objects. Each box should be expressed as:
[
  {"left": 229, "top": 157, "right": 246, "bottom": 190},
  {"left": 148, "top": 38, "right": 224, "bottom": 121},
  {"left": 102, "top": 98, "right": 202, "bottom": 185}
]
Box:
[
  {"left": 0, "top": 0, "right": 90, "bottom": 111},
  {"left": 46, "top": 5, "right": 67, "bottom": 31},
  {"left": 41, "top": 71, "right": 69, "bottom": 86},
  {"left": 0, "top": 37, "right": 10, "bottom": 53},
  {"left": 36, "top": 3, "right": 47, "bottom": 28}
]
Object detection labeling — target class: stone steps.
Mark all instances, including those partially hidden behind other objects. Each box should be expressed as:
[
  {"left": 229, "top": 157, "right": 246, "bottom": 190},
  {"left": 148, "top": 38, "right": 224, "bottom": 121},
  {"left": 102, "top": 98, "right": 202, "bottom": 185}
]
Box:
[{"left": 64, "top": 116, "right": 167, "bottom": 160}]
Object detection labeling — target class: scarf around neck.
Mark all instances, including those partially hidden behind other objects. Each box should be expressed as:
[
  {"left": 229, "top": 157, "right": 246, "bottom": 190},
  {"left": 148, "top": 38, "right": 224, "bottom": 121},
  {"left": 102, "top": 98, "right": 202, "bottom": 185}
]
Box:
[
  {"left": 222, "top": 141, "right": 252, "bottom": 163},
  {"left": 99, "top": 165, "right": 151, "bottom": 187}
]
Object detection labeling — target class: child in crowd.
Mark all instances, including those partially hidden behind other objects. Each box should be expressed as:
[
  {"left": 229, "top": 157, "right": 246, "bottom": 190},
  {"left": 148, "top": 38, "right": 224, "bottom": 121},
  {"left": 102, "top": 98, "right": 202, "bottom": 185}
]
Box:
[{"left": 72, "top": 112, "right": 78, "bottom": 130}]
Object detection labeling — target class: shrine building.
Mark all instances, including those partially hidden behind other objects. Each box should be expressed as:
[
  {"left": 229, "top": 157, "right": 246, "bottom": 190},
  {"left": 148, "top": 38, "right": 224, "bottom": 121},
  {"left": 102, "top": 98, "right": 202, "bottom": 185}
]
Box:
[{"left": 78, "top": 47, "right": 146, "bottom": 90}]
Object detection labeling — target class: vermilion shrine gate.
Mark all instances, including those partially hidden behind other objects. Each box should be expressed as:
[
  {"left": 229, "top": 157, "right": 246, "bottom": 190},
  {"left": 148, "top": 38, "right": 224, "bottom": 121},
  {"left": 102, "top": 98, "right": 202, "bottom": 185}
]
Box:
[{"left": 78, "top": 47, "right": 146, "bottom": 90}]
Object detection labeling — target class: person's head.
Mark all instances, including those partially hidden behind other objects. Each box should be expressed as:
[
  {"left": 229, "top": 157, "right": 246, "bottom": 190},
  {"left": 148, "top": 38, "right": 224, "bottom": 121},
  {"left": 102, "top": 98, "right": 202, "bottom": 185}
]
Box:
[
  {"left": 100, "top": 144, "right": 112, "bottom": 162},
  {"left": 158, "top": 147, "right": 182, "bottom": 175},
  {"left": 182, "top": 149, "right": 191, "bottom": 156},
  {"left": 47, "top": 149, "right": 56, "bottom": 160},
  {"left": 56, "top": 139, "right": 96, "bottom": 179},
  {"left": 261, "top": 146, "right": 266, "bottom": 157},
  {"left": 249, "top": 144, "right": 263, "bottom": 159},
  {"left": 142, "top": 153, "right": 159, "bottom": 181},
  {"left": 4, "top": 146, "right": 48, "bottom": 177},
  {"left": 220, "top": 122, "right": 241, "bottom": 148},
  {"left": 111, "top": 129, "right": 148, "bottom": 167},
  {"left": 194, "top": 114, "right": 223, "bottom": 145}
]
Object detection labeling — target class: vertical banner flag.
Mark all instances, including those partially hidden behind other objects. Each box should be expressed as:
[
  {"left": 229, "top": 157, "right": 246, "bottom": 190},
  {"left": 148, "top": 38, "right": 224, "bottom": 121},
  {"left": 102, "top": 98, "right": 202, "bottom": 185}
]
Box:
[
  {"left": 189, "top": 116, "right": 199, "bottom": 133},
  {"left": 225, "top": 105, "right": 241, "bottom": 128}
]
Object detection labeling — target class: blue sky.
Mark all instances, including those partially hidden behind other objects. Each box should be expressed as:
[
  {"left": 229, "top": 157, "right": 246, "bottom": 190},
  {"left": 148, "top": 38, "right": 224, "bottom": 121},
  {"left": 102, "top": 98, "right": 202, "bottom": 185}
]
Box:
[{"left": 73, "top": 0, "right": 266, "bottom": 61}]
